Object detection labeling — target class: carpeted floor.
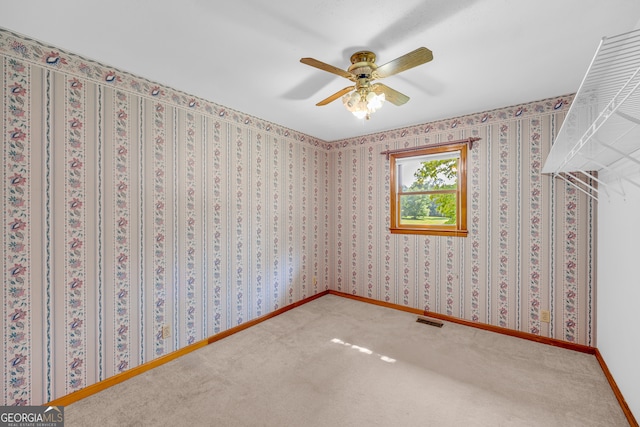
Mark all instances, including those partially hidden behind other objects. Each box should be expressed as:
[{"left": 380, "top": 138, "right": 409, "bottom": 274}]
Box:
[{"left": 65, "top": 294, "right": 629, "bottom": 426}]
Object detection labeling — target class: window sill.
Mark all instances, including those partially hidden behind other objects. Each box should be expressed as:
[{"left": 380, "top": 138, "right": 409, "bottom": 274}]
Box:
[{"left": 389, "top": 228, "right": 468, "bottom": 237}]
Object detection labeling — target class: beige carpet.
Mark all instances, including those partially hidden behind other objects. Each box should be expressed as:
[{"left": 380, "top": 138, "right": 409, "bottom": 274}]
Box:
[{"left": 65, "top": 294, "right": 628, "bottom": 426}]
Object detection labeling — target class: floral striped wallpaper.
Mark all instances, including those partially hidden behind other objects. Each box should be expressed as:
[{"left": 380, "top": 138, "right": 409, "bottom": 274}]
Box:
[
  {"left": 0, "top": 28, "right": 330, "bottom": 406},
  {"left": 0, "top": 27, "right": 596, "bottom": 407},
  {"left": 327, "top": 95, "right": 596, "bottom": 348}
]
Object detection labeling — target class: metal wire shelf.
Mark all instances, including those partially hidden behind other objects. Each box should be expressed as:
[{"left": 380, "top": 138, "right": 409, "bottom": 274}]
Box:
[{"left": 542, "top": 28, "right": 640, "bottom": 201}]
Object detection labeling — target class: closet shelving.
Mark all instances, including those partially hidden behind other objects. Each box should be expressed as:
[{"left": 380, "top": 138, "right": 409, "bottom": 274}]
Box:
[{"left": 542, "top": 28, "right": 640, "bottom": 201}]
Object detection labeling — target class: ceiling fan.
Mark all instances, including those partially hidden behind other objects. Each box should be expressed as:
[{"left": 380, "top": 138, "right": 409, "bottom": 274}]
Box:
[{"left": 300, "top": 47, "right": 433, "bottom": 119}]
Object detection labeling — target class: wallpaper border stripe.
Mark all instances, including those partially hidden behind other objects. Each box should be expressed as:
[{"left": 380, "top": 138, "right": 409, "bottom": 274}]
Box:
[
  {"left": 97, "top": 84, "right": 104, "bottom": 383},
  {"left": 138, "top": 97, "right": 145, "bottom": 364},
  {"left": 516, "top": 120, "right": 522, "bottom": 331},
  {"left": 0, "top": 27, "right": 576, "bottom": 151},
  {"left": 549, "top": 115, "right": 556, "bottom": 339},
  {"left": 486, "top": 125, "right": 492, "bottom": 324},
  {"left": 0, "top": 27, "right": 329, "bottom": 150},
  {"left": 44, "top": 68, "right": 52, "bottom": 403}
]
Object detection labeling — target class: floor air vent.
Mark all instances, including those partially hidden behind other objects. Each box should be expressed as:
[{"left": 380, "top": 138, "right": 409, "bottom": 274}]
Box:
[{"left": 416, "top": 316, "right": 443, "bottom": 328}]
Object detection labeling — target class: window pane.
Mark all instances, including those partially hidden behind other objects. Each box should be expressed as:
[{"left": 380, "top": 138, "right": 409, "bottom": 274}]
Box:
[
  {"left": 399, "top": 194, "right": 456, "bottom": 225},
  {"left": 398, "top": 158, "right": 458, "bottom": 192},
  {"left": 428, "top": 193, "right": 457, "bottom": 225}
]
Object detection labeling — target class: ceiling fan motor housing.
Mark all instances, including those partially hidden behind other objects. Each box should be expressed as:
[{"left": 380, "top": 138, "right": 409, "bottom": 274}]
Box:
[
  {"left": 350, "top": 51, "right": 376, "bottom": 64},
  {"left": 348, "top": 51, "right": 378, "bottom": 83}
]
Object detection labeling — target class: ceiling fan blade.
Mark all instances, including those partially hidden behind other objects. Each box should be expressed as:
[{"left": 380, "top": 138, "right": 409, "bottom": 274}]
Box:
[
  {"left": 373, "top": 47, "right": 433, "bottom": 79},
  {"left": 316, "top": 86, "right": 355, "bottom": 106},
  {"left": 300, "top": 57, "right": 354, "bottom": 80},
  {"left": 372, "top": 83, "right": 410, "bottom": 106}
]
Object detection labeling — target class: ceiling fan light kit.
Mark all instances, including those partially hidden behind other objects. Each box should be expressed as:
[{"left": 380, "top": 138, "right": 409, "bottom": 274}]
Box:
[
  {"left": 342, "top": 88, "right": 385, "bottom": 120},
  {"left": 300, "top": 47, "right": 433, "bottom": 120}
]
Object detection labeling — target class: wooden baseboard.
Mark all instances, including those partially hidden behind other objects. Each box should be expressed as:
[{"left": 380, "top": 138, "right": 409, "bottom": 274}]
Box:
[
  {"left": 46, "top": 339, "right": 209, "bottom": 407},
  {"left": 329, "top": 290, "right": 595, "bottom": 354},
  {"left": 594, "top": 349, "right": 639, "bottom": 427},
  {"left": 46, "top": 289, "right": 637, "bottom": 426},
  {"left": 46, "top": 290, "right": 330, "bottom": 407},
  {"left": 330, "top": 290, "right": 640, "bottom": 424},
  {"left": 207, "top": 290, "right": 329, "bottom": 344}
]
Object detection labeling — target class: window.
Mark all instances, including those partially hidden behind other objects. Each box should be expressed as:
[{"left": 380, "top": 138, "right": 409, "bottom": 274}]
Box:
[{"left": 390, "top": 142, "right": 468, "bottom": 236}]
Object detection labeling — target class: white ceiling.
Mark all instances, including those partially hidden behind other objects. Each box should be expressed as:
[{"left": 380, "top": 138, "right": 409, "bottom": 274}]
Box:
[{"left": 2, "top": 0, "right": 640, "bottom": 141}]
